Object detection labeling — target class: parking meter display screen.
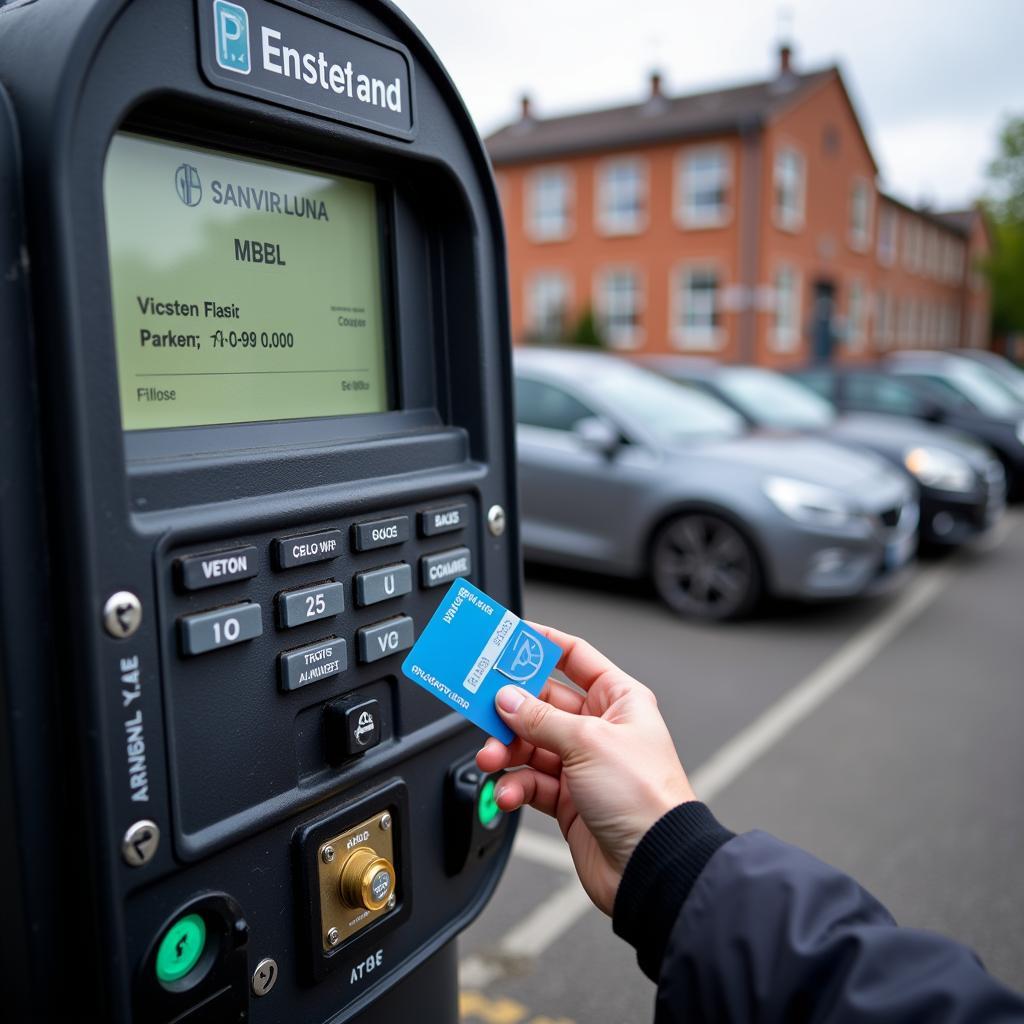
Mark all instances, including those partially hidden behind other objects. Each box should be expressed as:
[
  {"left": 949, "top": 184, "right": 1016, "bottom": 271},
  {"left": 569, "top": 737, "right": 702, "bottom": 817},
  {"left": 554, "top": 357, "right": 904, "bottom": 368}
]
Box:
[{"left": 104, "top": 134, "right": 390, "bottom": 430}]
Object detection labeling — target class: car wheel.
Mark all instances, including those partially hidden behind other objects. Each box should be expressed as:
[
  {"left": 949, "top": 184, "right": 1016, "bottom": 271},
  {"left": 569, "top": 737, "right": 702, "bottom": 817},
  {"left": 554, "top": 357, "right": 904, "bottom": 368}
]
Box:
[{"left": 650, "top": 513, "right": 762, "bottom": 621}]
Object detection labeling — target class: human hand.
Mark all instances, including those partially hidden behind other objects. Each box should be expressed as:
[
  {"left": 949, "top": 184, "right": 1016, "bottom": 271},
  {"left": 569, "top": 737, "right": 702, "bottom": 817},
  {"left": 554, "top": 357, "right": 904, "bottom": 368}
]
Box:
[{"left": 476, "top": 623, "right": 695, "bottom": 916}]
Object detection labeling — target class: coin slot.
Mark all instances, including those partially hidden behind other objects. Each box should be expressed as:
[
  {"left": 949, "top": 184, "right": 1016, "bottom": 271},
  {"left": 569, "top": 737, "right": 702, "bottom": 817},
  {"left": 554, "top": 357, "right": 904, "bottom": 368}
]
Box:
[{"left": 316, "top": 809, "right": 398, "bottom": 950}]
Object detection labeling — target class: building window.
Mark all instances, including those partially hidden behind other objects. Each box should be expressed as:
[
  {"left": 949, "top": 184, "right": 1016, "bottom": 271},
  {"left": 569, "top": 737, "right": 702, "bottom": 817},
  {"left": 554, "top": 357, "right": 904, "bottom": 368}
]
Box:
[
  {"left": 875, "top": 291, "right": 893, "bottom": 348},
  {"left": 596, "top": 157, "right": 646, "bottom": 235},
  {"left": 902, "top": 219, "right": 919, "bottom": 273},
  {"left": 773, "top": 146, "right": 806, "bottom": 231},
  {"left": 925, "top": 229, "right": 940, "bottom": 278},
  {"left": 952, "top": 241, "right": 966, "bottom": 282},
  {"left": 908, "top": 298, "right": 921, "bottom": 345},
  {"left": 596, "top": 268, "right": 643, "bottom": 349},
  {"left": 525, "top": 272, "right": 570, "bottom": 341},
  {"left": 849, "top": 179, "right": 872, "bottom": 251},
  {"left": 526, "top": 166, "right": 572, "bottom": 241},
  {"left": 845, "top": 280, "right": 866, "bottom": 348},
  {"left": 678, "top": 146, "right": 730, "bottom": 227},
  {"left": 771, "top": 266, "right": 801, "bottom": 351},
  {"left": 672, "top": 267, "right": 723, "bottom": 350},
  {"left": 877, "top": 206, "right": 898, "bottom": 266}
]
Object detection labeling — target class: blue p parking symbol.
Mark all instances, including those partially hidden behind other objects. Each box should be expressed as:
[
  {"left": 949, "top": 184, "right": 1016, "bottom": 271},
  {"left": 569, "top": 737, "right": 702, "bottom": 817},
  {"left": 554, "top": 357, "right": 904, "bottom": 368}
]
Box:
[
  {"left": 496, "top": 629, "right": 545, "bottom": 684},
  {"left": 213, "top": 0, "right": 251, "bottom": 75}
]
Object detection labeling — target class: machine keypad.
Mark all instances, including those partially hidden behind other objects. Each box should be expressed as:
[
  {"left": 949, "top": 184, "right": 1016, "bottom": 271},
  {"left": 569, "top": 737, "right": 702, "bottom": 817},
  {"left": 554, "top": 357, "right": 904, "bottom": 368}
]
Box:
[
  {"left": 179, "top": 602, "right": 263, "bottom": 656},
  {"left": 277, "top": 580, "right": 344, "bottom": 628},
  {"left": 357, "top": 615, "right": 415, "bottom": 664},
  {"left": 354, "top": 562, "right": 412, "bottom": 607}
]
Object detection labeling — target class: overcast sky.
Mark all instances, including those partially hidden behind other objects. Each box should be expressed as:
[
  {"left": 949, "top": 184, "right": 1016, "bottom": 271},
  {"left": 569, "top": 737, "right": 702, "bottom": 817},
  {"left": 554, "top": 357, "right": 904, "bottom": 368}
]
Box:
[{"left": 395, "top": 0, "right": 1024, "bottom": 209}]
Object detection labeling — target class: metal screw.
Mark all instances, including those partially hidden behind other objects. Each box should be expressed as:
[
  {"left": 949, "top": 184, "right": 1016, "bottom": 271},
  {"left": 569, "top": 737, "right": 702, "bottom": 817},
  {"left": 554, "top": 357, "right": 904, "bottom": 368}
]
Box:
[
  {"left": 103, "top": 590, "right": 143, "bottom": 639},
  {"left": 379, "top": 813, "right": 392, "bottom": 831},
  {"left": 327, "top": 928, "right": 340, "bottom": 947},
  {"left": 321, "top": 845, "right": 336, "bottom": 863},
  {"left": 487, "top": 504, "right": 507, "bottom": 538},
  {"left": 251, "top": 958, "right": 278, "bottom": 997},
  {"left": 387, "top": 894, "right": 396, "bottom": 910},
  {"left": 121, "top": 819, "right": 160, "bottom": 867}
]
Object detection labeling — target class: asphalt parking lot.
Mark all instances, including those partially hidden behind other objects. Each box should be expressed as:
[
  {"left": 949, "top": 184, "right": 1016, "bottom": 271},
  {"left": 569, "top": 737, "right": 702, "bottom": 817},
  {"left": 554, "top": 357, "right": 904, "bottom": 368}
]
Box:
[{"left": 456, "top": 510, "right": 1024, "bottom": 1024}]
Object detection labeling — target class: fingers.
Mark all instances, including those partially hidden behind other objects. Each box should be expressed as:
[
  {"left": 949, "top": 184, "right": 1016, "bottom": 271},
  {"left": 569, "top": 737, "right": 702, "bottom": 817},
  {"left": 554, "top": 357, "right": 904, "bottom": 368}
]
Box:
[
  {"left": 494, "top": 766, "right": 560, "bottom": 817},
  {"left": 495, "top": 685, "right": 589, "bottom": 758},
  {"left": 526, "top": 622, "right": 623, "bottom": 693},
  {"left": 476, "top": 675, "right": 584, "bottom": 774},
  {"left": 476, "top": 737, "right": 510, "bottom": 773}
]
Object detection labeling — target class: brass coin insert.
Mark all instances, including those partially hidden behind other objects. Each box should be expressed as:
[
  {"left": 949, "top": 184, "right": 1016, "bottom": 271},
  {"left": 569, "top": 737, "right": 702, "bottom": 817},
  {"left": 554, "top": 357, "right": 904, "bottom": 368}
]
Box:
[{"left": 316, "top": 810, "right": 398, "bottom": 951}]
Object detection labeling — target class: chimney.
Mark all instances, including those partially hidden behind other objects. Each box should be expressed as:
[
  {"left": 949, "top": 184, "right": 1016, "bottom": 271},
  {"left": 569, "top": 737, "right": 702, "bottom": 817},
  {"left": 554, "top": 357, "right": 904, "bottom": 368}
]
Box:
[
  {"left": 519, "top": 93, "right": 533, "bottom": 121},
  {"left": 778, "top": 42, "right": 793, "bottom": 76},
  {"left": 649, "top": 70, "right": 663, "bottom": 99}
]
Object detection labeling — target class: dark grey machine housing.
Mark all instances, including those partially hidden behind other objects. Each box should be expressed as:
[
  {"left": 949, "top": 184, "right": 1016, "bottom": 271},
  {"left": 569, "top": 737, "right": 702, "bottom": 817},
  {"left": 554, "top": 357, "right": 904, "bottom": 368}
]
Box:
[{"left": 0, "top": 1, "right": 521, "bottom": 1020}]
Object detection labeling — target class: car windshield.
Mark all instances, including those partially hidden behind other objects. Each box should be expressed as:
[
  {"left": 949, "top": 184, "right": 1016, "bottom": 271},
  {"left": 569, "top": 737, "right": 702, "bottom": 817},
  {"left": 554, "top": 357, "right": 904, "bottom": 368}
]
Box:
[
  {"left": 713, "top": 367, "right": 836, "bottom": 429},
  {"left": 966, "top": 355, "right": 1024, "bottom": 403},
  {"left": 931, "top": 362, "right": 1023, "bottom": 416},
  {"left": 588, "top": 366, "right": 745, "bottom": 442}
]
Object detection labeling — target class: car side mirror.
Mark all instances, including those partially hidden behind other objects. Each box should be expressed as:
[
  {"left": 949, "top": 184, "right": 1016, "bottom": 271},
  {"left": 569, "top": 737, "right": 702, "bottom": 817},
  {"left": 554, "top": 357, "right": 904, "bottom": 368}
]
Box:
[
  {"left": 919, "top": 401, "right": 946, "bottom": 423},
  {"left": 574, "top": 416, "right": 621, "bottom": 458}
]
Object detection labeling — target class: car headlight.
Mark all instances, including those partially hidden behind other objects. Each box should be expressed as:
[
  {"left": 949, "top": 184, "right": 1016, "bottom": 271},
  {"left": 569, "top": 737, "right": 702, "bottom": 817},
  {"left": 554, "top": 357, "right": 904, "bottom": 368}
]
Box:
[
  {"left": 763, "top": 476, "right": 862, "bottom": 528},
  {"left": 1016, "top": 420, "right": 1024, "bottom": 447},
  {"left": 903, "top": 447, "right": 974, "bottom": 493}
]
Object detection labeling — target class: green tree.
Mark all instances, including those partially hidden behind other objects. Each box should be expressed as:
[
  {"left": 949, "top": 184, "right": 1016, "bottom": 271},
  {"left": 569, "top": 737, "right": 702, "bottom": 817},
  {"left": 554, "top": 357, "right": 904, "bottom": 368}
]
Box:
[
  {"left": 986, "top": 116, "right": 1024, "bottom": 335},
  {"left": 568, "top": 306, "right": 606, "bottom": 348}
]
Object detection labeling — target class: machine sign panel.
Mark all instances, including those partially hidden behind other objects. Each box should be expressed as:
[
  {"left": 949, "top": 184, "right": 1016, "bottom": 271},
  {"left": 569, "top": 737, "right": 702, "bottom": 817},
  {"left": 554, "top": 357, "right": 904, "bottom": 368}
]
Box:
[
  {"left": 197, "top": 0, "right": 414, "bottom": 138},
  {"left": 402, "top": 579, "right": 562, "bottom": 744}
]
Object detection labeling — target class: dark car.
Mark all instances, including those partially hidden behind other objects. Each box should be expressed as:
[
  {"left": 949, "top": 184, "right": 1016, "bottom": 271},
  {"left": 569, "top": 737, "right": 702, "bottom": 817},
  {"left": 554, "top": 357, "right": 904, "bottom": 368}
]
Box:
[
  {"left": 793, "top": 359, "right": 1024, "bottom": 499},
  {"left": 643, "top": 358, "right": 1005, "bottom": 548}
]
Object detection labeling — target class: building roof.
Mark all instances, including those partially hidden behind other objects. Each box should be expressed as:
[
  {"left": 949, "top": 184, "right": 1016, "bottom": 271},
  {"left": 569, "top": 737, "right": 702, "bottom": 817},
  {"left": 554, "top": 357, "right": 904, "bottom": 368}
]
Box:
[
  {"left": 878, "top": 192, "right": 973, "bottom": 237},
  {"left": 936, "top": 210, "right": 975, "bottom": 233},
  {"left": 486, "top": 67, "right": 836, "bottom": 165}
]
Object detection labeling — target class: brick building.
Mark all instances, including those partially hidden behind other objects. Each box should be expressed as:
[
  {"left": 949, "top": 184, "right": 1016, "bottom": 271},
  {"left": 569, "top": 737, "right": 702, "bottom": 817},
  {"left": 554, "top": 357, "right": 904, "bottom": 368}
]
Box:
[{"left": 485, "top": 47, "right": 993, "bottom": 366}]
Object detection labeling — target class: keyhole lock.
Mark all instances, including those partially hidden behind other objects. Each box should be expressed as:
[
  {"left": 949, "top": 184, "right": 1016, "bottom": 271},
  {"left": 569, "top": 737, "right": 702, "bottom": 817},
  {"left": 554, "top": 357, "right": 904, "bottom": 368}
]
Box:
[{"left": 338, "top": 847, "right": 395, "bottom": 912}]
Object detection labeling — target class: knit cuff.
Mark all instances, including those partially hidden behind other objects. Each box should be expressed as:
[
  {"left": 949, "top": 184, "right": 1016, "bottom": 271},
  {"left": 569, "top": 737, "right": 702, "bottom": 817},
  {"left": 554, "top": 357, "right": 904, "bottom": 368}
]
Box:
[{"left": 612, "top": 801, "right": 734, "bottom": 981}]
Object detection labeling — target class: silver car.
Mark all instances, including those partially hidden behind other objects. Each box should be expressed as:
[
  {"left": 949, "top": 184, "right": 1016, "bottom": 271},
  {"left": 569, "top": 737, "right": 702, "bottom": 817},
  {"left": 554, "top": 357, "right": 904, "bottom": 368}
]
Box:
[{"left": 515, "top": 349, "right": 918, "bottom": 620}]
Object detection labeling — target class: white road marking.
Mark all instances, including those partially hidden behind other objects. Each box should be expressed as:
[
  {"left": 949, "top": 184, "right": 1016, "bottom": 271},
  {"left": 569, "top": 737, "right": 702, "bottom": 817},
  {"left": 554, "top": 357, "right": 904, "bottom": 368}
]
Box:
[
  {"left": 461, "top": 510, "right": 1022, "bottom": 989},
  {"left": 512, "top": 823, "right": 576, "bottom": 873},
  {"left": 693, "top": 509, "right": 1022, "bottom": 801},
  {"left": 459, "top": 880, "right": 593, "bottom": 990}
]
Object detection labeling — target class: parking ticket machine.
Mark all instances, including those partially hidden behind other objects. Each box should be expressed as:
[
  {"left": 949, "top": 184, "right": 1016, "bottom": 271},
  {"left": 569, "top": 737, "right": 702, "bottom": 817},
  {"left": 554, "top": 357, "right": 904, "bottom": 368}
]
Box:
[{"left": 0, "top": 1, "right": 520, "bottom": 1020}]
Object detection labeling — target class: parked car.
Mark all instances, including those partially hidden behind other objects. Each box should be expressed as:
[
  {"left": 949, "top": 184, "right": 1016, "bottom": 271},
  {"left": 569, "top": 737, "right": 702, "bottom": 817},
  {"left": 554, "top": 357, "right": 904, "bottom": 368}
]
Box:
[
  {"left": 641, "top": 358, "right": 1005, "bottom": 548},
  {"left": 793, "top": 361, "right": 1024, "bottom": 499},
  {"left": 515, "top": 349, "right": 917, "bottom": 620},
  {"left": 951, "top": 348, "right": 1024, "bottom": 404}
]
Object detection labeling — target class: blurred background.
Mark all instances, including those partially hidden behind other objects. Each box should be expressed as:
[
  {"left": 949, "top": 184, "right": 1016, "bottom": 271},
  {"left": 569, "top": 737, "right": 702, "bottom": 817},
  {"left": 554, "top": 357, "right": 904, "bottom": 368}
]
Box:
[{"left": 396, "top": 2, "right": 1024, "bottom": 1021}]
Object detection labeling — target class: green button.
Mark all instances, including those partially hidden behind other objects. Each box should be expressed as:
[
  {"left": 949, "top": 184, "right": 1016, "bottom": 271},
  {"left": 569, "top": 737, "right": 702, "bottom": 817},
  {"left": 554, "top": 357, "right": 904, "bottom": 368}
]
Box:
[
  {"left": 155, "top": 913, "right": 206, "bottom": 984},
  {"left": 478, "top": 778, "right": 502, "bottom": 828}
]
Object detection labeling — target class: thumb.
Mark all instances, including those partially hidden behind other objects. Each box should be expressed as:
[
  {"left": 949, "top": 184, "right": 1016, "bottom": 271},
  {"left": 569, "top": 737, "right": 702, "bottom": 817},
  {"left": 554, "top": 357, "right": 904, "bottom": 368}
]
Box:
[{"left": 495, "top": 685, "right": 582, "bottom": 756}]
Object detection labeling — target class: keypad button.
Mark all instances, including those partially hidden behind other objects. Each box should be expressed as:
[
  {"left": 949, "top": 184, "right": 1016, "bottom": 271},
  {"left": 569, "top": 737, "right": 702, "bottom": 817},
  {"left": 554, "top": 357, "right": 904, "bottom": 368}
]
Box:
[
  {"left": 176, "top": 546, "right": 258, "bottom": 591},
  {"left": 279, "top": 637, "right": 347, "bottom": 692},
  {"left": 277, "top": 581, "right": 344, "bottom": 629},
  {"left": 354, "top": 563, "right": 413, "bottom": 607},
  {"left": 352, "top": 515, "right": 410, "bottom": 552},
  {"left": 274, "top": 529, "right": 341, "bottom": 570},
  {"left": 179, "top": 602, "right": 263, "bottom": 656},
  {"left": 419, "top": 503, "right": 468, "bottom": 537},
  {"left": 357, "top": 615, "right": 415, "bottom": 663},
  {"left": 420, "top": 547, "right": 472, "bottom": 589}
]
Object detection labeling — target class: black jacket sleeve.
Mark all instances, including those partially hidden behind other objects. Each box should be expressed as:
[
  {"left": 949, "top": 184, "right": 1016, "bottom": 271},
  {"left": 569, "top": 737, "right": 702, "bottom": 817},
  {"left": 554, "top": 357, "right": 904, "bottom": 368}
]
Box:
[{"left": 612, "top": 802, "right": 1024, "bottom": 1023}]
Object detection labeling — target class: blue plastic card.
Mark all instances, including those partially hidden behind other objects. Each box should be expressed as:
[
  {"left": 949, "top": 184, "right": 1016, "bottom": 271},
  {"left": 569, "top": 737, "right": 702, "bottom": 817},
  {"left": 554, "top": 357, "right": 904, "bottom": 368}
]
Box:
[{"left": 401, "top": 578, "right": 563, "bottom": 744}]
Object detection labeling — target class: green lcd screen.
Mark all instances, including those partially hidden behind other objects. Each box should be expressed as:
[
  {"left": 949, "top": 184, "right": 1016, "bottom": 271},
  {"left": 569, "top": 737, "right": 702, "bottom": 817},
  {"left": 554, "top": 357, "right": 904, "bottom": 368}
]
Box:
[{"left": 104, "top": 133, "right": 391, "bottom": 430}]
